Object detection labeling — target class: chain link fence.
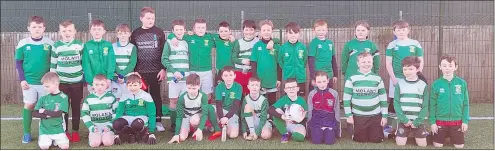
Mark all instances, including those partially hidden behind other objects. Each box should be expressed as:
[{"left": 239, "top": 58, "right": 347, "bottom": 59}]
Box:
[{"left": 1, "top": 1, "right": 493, "bottom": 104}]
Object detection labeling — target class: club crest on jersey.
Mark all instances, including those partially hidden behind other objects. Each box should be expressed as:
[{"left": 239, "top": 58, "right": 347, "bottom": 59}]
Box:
[
  {"left": 285, "top": 53, "right": 289, "bottom": 57},
  {"left": 318, "top": 44, "right": 322, "bottom": 48},
  {"left": 229, "top": 92, "right": 236, "bottom": 99},
  {"left": 204, "top": 40, "right": 209, "bottom": 46},
  {"left": 328, "top": 44, "right": 333, "bottom": 50},
  {"left": 409, "top": 46, "right": 415, "bottom": 53},
  {"left": 455, "top": 85, "right": 462, "bottom": 94},
  {"left": 364, "top": 48, "right": 370, "bottom": 52},
  {"left": 224, "top": 41, "right": 229, "bottom": 46},
  {"left": 269, "top": 49, "right": 275, "bottom": 55},
  {"left": 298, "top": 50, "right": 304, "bottom": 58},
  {"left": 138, "top": 99, "right": 145, "bottom": 106},
  {"left": 258, "top": 47, "right": 262, "bottom": 51},
  {"left": 43, "top": 44, "right": 50, "bottom": 50},
  {"left": 26, "top": 46, "right": 31, "bottom": 51},
  {"left": 191, "top": 40, "right": 195, "bottom": 44},
  {"left": 439, "top": 88, "right": 445, "bottom": 93},
  {"left": 103, "top": 47, "right": 109, "bottom": 55},
  {"left": 327, "top": 99, "right": 334, "bottom": 105}
]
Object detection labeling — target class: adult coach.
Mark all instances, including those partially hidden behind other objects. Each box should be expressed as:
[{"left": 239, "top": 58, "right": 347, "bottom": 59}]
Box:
[{"left": 130, "top": 6, "right": 167, "bottom": 132}]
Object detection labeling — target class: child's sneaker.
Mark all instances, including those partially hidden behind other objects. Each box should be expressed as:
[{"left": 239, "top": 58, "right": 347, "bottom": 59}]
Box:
[
  {"left": 71, "top": 131, "right": 80, "bottom": 142},
  {"left": 280, "top": 133, "right": 290, "bottom": 143},
  {"left": 156, "top": 122, "right": 165, "bottom": 132},
  {"left": 208, "top": 131, "right": 222, "bottom": 140},
  {"left": 22, "top": 133, "right": 31, "bottom": 144},
  {"left": 65, "top": 132, "right": 73, "bottom": 142}
]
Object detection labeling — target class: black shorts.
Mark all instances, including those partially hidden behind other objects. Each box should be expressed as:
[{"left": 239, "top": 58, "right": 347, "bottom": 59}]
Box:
[
  {"left": 353, "top": 114, "right": 384, "bottom": 143},
  {"left": 433, "top": 125, "right": 465, "bottom": 145},
  {"left": 396, "top": 123, "right": 427, "bottom": 138}
]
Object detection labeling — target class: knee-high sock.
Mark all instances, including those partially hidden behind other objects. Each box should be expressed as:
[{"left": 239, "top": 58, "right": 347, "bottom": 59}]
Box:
[
  {"left": 23, "top": 108, "right": 33, "bottom": 134},
  {"left": 207, "top": 105, "right": 221, "bottom": 132},
  {"left": 292, "top": 132, "right": 305, "bottom": 142},
  {"left": 272, "top": 117, "right": 287, "bottom": 134}
]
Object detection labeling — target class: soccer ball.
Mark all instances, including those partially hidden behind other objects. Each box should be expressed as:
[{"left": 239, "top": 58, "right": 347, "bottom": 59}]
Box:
[{"left": 287, "top": 104, "right": 305, "bottom": 123}]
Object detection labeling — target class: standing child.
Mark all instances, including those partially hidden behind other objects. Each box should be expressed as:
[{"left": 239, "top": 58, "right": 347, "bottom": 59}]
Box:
[
  {"left": 162, "top": 19, "right": 190, "bottom": 132},
  {"left": 32, "top": 72, "right": 69, "bottom": 149},
  {"left": 82, "top": 19, "right": 116, "bottom": 94},
  {"left": 307, "top": 71, "right": 341, "bottom": 145},
  {"left": 81, "top": 74, "right": 119, "bottom": 147},
  {"left": 385, "top": 20, "right": 424, "bottom": 114},
  {"left": 130, "top": 7, "right": 167, "bottom": 132},
  {"left": 278, "top": 22, "right": 308, "bottom": 97},
  {"left": 16, "top": 16, "right": 54, "bottom": 143},
  {"left": 213, "top": 21, "right": 235, "bottom": 86},
  {"left": 167, "top": 74, "right": 222, "bottom": 143},
  {"left": 430, "top": 55, "right": 469, "bottom": 149},
  {"left": 343, "top": 52, "right": 388, "bottom": 143},
  {"left": 112, "top": 23, "right": 137, "bottom": 99},
  {"left": 231, "top": 20, "right": 259, "bottom": 96},
  {"left": 241, "top": 77, "right": 272, "bottom": 141},
  {"left": 250, "top": 19, "right": 282, "bottom": 106},
  {"left": 51, "top": 20, "right": 84, "bottom": 142},
  {"left": 212, "top": 66, "right": 243, "bottom": 140},
  {"left": 308, "top": 19, "right": 338, "bottom": 89},
  {"left": 341, "top": 20, "right": 380, "bottom": 80},
  {"left": 112, "top": 74, "right": 157, "bottom": 145},
  {"left": 393, "top": 56, "right": 429, "bottom": 147},
  {"left": 269, "top": 78, "right": 308, "bottom": 143}
]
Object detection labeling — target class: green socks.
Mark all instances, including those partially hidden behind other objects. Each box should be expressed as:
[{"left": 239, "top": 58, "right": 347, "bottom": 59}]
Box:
[
  {"left": 170, "top": 108, "right": 177, "bottom": 126},
  {"left": 208, "top": 105, "right": 221, "bottom": 132},
  {"left": 272, "top": 117, "right": 288, "bottom": 134},
  {"left": 292, "top": 132, "right": 305, "bottom": 142},
  {"left": 22, "top": 108, "right": 33, "bottom": 134}
]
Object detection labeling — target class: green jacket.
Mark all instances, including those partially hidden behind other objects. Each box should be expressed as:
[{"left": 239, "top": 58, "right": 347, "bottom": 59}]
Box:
[
  {"left": 429, "top": 75, "right": 470, "bottom": 124},
  {"left": 82, "top": 39, "right": 116, "bottom": 85},
  {"left": 278, "top": 41, "right": 307, "bottom": 83}
]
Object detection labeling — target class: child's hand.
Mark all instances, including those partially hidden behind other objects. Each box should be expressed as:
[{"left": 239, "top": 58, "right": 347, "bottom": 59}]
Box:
[
  {"left": 103, "top": 127, "right": 110, "bottom": 132},
  {"left": 267, "top": 40, "right": 274, "bottom": 50},
  {"left": 220, "top": 117, "right": 229, "bottom": 125},
  {"left": 346, "top": 116, "right": 354, "bottom": 124},
  {"left": 461, "top": 123, "right": 468, "bottom": 132},
  {"left": 405, "top": 121, "right": 413, "bottom": 127},
  {"left": 174, "top": 71, "right": 183, "bottom": 80},
  {"left": 93, "top": 126, "right": 99, "bottom": 133},
  {"left": 192, "top": 129, "right": 203, "bottom": 141},
  {"left": 241, "top": 59, "right": 250, "bottom": 65},
  {"left": 243, "top": 132, "right": 249, "bottom": 140},
  {"left": 276, "top": 81, "right": 281, "bottom": 89},
  {"left": 332, "top": 77, "right": 338, "bottom": 84},
  {"left": 118, "top": 78, "right": 124, "bottom": 84},
  {"left": 54, "top": 103, "right": 60, "bottom": 111},
  {"left": 38, "top": 108, "right": 45, "bottom": 113},
  {"left": 380, "top": 118, "right": 387, "bottom": 127},
  {"left": 431, "top": 124, "right": 438, "bottom": 134},
  {"left": 171, "top": 38, "right": 179, "bottom": 47},
  {"left": 249, "top": 133, "right": 258, "bottom": 140},
  {"left": 229, "top": 35, "right": 236, "bottom": 42},
  {"left": 20, "top": 81, "right": 29, "bottom": 90},
  {"left": 157, "top": 69, "right": 166, "bottom": 81},
  {"left": 391, "top": 77, "right": 398, "bottom": 86},
  {"left": 168, "top": 135, "right": 180, "bottom": 144}
]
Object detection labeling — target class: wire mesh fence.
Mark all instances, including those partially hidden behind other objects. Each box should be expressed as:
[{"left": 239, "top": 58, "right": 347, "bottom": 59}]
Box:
[{"left": 1, "top": 1, "right": 493, "bottom": 104}]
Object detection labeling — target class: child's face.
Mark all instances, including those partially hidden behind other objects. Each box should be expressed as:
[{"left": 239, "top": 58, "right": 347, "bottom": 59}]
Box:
[
  {"left": 59, "top": 24, "right": 76, "bottom": 42},
  {"left": 140, "top": 13, "right": 155, "bottom": 29},
  {"left": 314, "top": 25, "right": 328, "bottom": 39},
  {"left": 315, "top": 76, "right": 329, "bottom": 90},
  {"left": 439, "top": 60, "right": 458, "bottom": 77},
  {"left": 90, "top": 25, "right": 106, "bottom": 40},
  {"left": 357, "top": 55, "right": 373, "bottom": 73},
  {"left": 92, "top": 80, "right": 108, "bottom": 95},
  {"left": 27, "top": 22, "right": 46, "bottom": 38},
  {"left": 173, "top": 25, "right": 185, "bottom": 39},
  {"left": 284, "top": 82, "right": 299, "bottom": 98},
  {"left": 221, "top": 71, "right": 236, "bottom": 85},
  {"left": 393, "top": 27, "right": 409, "bottom": 40},
  {"left": 127, "top": 82, "right": 142, "bottom": 95},
  {"left": 43, "top": 82, "right": 59, "bottom": 94},
  {"left": 355, "top": 25, "right": 369, "bottom": 40},
  {"left": 193, "top": 23, "right": 207, "bottom": 37},
  {"left": 260, "top": 25, "right": 273, "bottom": 40},
  {"left": 286, "top": 30, "right": 300, "bottom": 43},
  {"left": 242, "top": 27, "right": 255, "bottom": 40},
  {"left": 116, "top": 31, "right": 131, "bottom": 42},
  {"left": 186, "top": 84, "right": 200, "bottom": 96},
  {"left": 247, "top": 80, "right": 261, "bottom": 94},
  {"left": 218, "top": 26, "right": 231, "bottom": 40},
  {"left": 403, "top": 65, "right": 419, "bottom": 80}
]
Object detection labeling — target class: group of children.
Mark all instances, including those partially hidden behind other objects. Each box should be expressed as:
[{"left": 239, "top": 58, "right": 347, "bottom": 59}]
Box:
[{"left": 16, "top": 6, "right": 470, "bottom": 149}]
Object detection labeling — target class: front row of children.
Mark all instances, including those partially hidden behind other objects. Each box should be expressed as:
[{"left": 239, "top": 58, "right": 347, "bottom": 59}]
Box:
[{"left": 33, "top": 53, "right": 469, "bottom": 149}]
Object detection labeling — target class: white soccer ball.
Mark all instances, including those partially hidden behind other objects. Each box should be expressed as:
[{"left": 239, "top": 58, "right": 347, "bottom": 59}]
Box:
[{"left": 287, "top": 104, "right": 305, "bottom": 123}]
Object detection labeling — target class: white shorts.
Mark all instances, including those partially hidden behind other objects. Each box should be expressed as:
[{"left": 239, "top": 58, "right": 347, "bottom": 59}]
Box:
[
  {"left": 212, "top": 106, "right": 239, "bottom": 128},
  {"left": 87, "top": 82, "right": 123, "bottom": 98},
  {"left": 88, "top": 123, "right": 114, "bottom": 144},
  {"left": 388, "top": 78, "right": 403, "bottom": 98},
  {"left": 168, "top": 82, "right": 187, "bottom": 98},
  {"left": 190, "top": 71, "right": 213, "bottom": 94},
  {"left": 22, "top": 84, "right": 45, "bottom": 104},
  {"left": 287, "top": 123, "right": 305, "bottom": 133},
  {"left": 180, "top": 113, "right": 202, "bottom": 132},
  {"left": 121, "top": 115, "right": 149, "bottom": 127},
  {"left": 253, "top": 114, "right": 272, "bottom": 129},
  {"left": 38, "top": 133, "right": 69, "bottom": 147}
]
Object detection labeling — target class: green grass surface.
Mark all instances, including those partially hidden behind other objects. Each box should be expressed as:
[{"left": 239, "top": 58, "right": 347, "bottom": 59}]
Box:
[{"left": 1, "top": 120, "right": 493, "bottom": 149}]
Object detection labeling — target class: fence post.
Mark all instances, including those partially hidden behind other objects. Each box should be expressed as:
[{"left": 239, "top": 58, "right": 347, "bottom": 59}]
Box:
[
  {"left": 128, "top": 0, "right": 133, "bottom": 29},
  {"left": 88, "top": 13, "right": 92, "bottom": 30},
  {"left": 437, "top": 1, "right": 444, "bottom": 78},
  {"left": 241, "top": 10, "right": 244, "bottom": 27}
]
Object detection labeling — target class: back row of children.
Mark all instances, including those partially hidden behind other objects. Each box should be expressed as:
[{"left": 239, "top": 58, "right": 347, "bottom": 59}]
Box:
[{"left": 17, "top": 6, "right": 469, "bottom": 149}]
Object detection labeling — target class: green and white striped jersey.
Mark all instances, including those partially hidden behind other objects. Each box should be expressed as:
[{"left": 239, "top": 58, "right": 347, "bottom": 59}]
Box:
[
  {"left": 162, "top": 40, "right": 190, "bottom": 83},
  {"left": 50, "top": 39, "right": 84, "bottom": 84},
  {"left": 81, "top": 91, "right": 118, "bottom": 130},
  {"left": 343, "top": 71, "right": 388, "bottom": 118},
  {"left": 113, "top": 42, "right": 137, "bottom": 77},
  {"left": 394, "top": 79, "right": 429, "bottom": 127},
  {"left": 232, "top": 38, "right": 259, "bottom": 71}
]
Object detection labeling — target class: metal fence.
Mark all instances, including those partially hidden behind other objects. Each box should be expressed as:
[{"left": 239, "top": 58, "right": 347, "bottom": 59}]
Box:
[{"left": 1, "top": 1, "right": 493, "bottom": 104}]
